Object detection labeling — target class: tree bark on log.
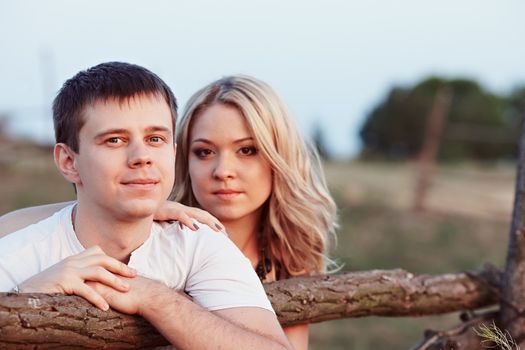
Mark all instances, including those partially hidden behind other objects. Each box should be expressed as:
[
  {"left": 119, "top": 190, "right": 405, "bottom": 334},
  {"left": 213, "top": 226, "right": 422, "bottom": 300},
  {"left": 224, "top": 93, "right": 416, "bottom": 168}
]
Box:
[
  {"left": 265, "top": 268, "right": 499, "bottom": 325},
  {"left": 0, "top": 268, "right": 499, "bottom": 349}
]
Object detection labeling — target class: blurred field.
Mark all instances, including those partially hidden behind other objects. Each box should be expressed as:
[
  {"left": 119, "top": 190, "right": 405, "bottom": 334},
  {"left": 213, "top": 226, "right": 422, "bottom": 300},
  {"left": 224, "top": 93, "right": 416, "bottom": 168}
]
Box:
[
  {"left": 309, "top": 160, "right": 514, "bottom": 350},
  {"left": 0, "top": 141, "right": 516, "bottom": 349}
]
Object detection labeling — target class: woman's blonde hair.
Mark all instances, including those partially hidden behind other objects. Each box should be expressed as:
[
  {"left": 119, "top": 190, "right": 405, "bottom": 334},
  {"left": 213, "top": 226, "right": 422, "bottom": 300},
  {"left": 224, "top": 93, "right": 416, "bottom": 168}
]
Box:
[{"left": 172, "top": 75, "right": 337, "bottom": 277}]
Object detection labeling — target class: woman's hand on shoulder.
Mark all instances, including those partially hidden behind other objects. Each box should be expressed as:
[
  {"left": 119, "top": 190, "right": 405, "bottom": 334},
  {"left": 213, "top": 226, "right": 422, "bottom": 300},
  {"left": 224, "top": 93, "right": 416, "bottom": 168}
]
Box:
[{"left": 154, "top": 201, "right": 225, "bottom": 232}]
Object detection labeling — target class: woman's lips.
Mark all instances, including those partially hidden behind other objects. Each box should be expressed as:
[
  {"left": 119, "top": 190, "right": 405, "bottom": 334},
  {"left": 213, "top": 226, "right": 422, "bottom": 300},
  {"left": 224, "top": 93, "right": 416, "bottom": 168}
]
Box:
[{"left": 213, "top": 189, "right": 242, "bottom": 199}]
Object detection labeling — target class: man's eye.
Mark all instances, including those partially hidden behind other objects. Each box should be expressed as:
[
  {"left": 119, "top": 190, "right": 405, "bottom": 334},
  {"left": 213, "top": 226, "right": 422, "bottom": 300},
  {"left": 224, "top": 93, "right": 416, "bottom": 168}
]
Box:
[
  {"left": 106, "top": 137, "right": 122, "bottom": 144},
  {"left": 149, "top": 136, "right": 163, "bottom": 143},
  {"left": 239, "top": 146, "right": 257, "bottom": 156}
]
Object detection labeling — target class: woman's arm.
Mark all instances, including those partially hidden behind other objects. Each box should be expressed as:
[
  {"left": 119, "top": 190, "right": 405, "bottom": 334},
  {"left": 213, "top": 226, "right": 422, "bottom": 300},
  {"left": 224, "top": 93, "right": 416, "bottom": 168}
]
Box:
[
  {"left": 284, "top": 324, "right": 309, "bottom": 350},
  {"left": 0, "top": 201, "right": 224, "bottom": 238},
  {"left": 0, "top": 202, "right": 72, "bottom": 237}
]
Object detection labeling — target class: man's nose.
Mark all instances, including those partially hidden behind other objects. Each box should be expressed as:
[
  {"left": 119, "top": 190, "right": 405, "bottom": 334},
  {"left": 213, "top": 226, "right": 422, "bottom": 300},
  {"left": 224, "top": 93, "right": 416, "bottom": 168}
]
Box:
[{"left": 128, "top": 142, "right": 152, "bottom": 168}]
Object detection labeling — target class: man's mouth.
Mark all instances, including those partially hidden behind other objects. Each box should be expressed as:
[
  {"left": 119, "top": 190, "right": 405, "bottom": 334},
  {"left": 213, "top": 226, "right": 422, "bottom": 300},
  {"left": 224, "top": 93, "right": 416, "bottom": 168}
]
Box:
[{"left": 121, "top": 178, "right": 159, "bottom": 188}]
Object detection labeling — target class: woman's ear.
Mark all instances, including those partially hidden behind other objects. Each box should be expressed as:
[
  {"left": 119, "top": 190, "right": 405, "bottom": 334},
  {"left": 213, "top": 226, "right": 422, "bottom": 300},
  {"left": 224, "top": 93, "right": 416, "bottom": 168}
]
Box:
[{"left": 54, "top": 143, "right": 81, "bottom": 184}]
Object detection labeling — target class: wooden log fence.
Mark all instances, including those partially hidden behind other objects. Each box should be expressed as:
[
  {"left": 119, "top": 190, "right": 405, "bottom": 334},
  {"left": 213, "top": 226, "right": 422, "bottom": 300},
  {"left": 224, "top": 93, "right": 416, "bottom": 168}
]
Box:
[{"left": 0, "top": 268, "right": 501, "bottom": 349}]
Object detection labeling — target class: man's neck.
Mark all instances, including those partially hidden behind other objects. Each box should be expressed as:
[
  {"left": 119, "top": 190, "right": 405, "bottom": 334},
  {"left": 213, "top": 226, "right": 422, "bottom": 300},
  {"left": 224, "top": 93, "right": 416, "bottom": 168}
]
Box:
[{"left": 72, "top": 203, "right": 154, "bottom": 263}]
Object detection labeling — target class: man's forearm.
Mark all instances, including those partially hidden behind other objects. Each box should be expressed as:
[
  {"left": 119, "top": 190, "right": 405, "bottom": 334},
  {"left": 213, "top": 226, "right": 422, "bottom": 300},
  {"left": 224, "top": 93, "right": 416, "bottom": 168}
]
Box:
[{"left": 141, "top": 287, "right": 291, "bottom": 350}]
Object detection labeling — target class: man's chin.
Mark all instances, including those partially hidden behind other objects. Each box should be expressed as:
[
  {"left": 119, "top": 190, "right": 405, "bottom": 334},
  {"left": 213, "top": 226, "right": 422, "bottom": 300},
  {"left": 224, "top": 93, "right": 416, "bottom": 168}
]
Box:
[{"left": 116, "top": 201, "right": 159, "bottom": 221}]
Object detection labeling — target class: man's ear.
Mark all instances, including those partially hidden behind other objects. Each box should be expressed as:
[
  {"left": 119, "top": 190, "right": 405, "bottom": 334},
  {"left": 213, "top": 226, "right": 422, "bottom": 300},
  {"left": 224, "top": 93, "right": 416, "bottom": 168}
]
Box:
[{"left": 54, "top": 143, "right": 81, "bottom": 184}]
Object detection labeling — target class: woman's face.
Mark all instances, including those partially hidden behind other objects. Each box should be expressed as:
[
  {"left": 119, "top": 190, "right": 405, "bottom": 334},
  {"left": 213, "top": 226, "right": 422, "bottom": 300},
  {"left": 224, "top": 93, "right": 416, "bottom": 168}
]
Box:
[{"left": 188, "top": 103, "right": 272, "bottom": 226}]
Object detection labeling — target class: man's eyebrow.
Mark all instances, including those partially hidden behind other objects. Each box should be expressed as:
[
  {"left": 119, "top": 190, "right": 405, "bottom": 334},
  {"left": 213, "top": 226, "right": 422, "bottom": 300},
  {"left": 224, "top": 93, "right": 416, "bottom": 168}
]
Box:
[
  {"left": 144, "top": 126, "right": 172, "bottom": 134},
  {"left": 94, "top": 126, "right": 172, "bottom": 140},
  {"left": 94, "top": 128, "right": 128, "bottom": 140}
]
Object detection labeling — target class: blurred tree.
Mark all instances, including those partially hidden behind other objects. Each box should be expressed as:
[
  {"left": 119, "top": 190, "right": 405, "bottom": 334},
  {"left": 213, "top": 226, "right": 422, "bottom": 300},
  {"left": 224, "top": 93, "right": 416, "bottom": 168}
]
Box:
[
  {"left": 359, "top": 77, "right": 521, "bottom": 161},
  {"left": 505, "top": 85, "right": 525, "bottom": 158},
  {"left": 311, "top": 122, "right": 331, "bottom": 160}
]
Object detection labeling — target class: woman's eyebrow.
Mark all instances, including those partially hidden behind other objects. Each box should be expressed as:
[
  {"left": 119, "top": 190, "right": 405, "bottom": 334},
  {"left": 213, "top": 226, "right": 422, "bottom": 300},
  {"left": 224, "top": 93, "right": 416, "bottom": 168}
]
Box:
[
  {"left": 233, "top": 137, "right": 253, "bottom": 144},
  {"left": 191, "top": 136, "right": 253, "bottom": 144},
  {"left": 191, "top": 138, "right": 213, "bottom": 145}
]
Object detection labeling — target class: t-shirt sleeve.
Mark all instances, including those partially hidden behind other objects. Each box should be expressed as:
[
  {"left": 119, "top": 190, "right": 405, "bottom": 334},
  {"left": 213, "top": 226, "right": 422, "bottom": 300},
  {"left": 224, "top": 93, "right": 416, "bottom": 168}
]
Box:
[
  {"left": 0, "top": 226, "right": 44, "bottom": 291},
  {"left": 0, "top": 250, "right": 21, "bottom": 291},
  {"left": 0, "top": 205, "right": 75, "bottom": 292},
  {"left": 184, "top": 228, "right": 274, "bottom": 313}
]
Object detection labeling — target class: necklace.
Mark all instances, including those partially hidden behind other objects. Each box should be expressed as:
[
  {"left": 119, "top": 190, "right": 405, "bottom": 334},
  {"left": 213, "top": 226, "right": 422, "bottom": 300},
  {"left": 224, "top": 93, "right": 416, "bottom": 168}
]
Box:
[
  {"left": 254, "top": 228, "right": 272, "bottom": 281},
  {"left": 255, "top": 255, "right": 272, "bottom": 281}
]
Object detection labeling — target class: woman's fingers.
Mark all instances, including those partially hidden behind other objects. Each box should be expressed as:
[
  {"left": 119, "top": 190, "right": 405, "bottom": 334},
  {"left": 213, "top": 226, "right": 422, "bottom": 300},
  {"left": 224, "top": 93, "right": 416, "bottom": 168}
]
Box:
[
  {"left": 174, "top": 209, "right": 223, "bottom": 232},
  {"left": 189, "top": 208, "right": 224, "bottom": 232},
  {"left": 153, "top": 201, "right": 187, "bottom": 221},
  {"left": 177, "top": 212, "right": 199, "bottom": 231},
  {"left": 153, "top": 201, "right": 225, "bottom": 232}
]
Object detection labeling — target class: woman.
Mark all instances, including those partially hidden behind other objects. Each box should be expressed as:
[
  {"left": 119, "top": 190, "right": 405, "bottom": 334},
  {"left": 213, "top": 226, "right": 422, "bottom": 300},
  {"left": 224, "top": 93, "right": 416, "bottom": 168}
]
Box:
[{"left": 0, "top": 75, "right": 337, "bottom": 349}]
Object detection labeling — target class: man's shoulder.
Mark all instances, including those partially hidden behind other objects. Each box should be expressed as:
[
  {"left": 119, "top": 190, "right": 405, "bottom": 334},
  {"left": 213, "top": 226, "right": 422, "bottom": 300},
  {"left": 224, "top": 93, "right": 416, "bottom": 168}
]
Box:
[
  {"left": 153, "top": 221, "right": 241, "bottom": 265},
  {"left": 156, "top": 221, "right": 231, "bottom": 247}
]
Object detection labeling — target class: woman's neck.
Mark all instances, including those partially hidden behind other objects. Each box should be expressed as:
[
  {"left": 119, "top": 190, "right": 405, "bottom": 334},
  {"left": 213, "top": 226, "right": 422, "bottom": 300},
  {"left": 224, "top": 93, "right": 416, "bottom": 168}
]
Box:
[{"left": 223, "top": 217, "right": 260, "bottom": 268}]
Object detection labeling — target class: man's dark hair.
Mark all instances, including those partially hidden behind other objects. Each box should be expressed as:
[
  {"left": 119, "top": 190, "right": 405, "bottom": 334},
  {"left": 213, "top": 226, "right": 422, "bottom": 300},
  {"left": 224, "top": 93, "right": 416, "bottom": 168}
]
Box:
[{"left": 53, "top": 62, "right": 178, "bottom": 152}]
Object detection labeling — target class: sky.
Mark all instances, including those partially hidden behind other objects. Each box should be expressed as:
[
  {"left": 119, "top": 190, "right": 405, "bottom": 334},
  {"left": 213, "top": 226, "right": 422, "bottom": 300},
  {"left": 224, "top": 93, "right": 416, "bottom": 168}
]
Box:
[{"left": 1, "top": 0, "right": 524, "bottom": 158}]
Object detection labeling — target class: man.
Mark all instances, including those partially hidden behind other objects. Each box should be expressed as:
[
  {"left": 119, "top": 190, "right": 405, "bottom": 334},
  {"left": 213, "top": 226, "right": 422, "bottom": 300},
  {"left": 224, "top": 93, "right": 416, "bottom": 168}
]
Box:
[{"left": 0, "top": 62, "right": 291, "bottom": 349}]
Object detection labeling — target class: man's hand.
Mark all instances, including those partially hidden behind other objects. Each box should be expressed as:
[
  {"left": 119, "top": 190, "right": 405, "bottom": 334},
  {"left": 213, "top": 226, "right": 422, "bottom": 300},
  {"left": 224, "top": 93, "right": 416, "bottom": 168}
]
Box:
[
  {"left": 18, "top": 245, "right": 137, "bottom": 311},
  {"left": 86, "top": 275, "right": 167, "bottom": 315},
  {"left": 89, "top": 276, "right": 292, "bottom": 350},
  {"left": 154, "top": 201, "right": 225, "bottom": 232}
]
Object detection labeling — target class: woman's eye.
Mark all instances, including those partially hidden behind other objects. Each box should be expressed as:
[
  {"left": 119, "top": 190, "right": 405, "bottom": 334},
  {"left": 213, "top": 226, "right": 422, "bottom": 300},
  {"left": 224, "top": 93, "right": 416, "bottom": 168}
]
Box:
[
  {"left": 193, "top": 148, "right": 213, "bottom": 158},
  {"left": 239, "top": 146, "right": 257, "bottom": 156}
]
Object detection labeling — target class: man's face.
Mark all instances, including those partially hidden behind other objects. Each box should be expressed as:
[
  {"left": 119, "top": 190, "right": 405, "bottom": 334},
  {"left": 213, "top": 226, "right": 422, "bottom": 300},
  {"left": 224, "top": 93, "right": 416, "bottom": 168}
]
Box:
[{"left": 71, "top": 93, "right": 175, "bottom": 221}]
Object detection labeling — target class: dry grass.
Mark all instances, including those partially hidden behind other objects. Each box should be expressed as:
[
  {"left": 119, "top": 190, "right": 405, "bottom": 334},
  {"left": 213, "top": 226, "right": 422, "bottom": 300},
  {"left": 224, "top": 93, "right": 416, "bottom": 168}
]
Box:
[
  {"left": 0, "top": 144, "right": 517, "bottom": 349},
  {"left": 0, "top": 143, "right": 74, "bottom": 215},
  {"left": 326, "top": 160, "right": 514, "bottom": 222},
  {"left": 308, "top": 160, "right": 514, "bottom": 349}
]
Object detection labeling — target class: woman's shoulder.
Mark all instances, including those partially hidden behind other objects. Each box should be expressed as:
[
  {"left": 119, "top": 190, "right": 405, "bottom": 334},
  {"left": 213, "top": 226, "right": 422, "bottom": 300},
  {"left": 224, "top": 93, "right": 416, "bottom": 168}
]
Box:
[{"left": 0, "top": 201, "right": 73, "bottom": 238}]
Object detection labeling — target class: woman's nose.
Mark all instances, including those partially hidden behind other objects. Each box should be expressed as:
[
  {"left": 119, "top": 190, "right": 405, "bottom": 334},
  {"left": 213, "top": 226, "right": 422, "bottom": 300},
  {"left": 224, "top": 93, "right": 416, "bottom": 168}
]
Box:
[{"left": 213, "top": 154, "right": 235, "bottom": 180}]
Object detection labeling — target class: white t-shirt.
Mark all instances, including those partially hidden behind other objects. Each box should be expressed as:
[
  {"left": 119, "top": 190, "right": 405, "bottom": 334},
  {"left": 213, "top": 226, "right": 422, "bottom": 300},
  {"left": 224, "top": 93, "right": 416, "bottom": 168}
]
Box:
[{"left": 0, "top": 204, "right": 273, "bottom": 313}]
